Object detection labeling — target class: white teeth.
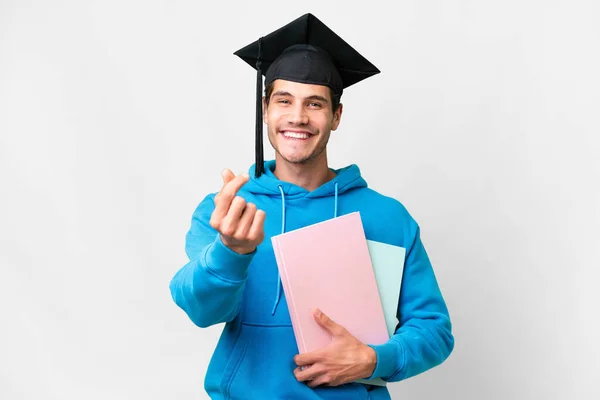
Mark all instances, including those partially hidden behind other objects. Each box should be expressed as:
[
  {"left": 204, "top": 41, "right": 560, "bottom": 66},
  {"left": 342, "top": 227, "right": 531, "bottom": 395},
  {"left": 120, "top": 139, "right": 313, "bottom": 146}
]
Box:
[{"left": 282, "top": 131, "right": 310, "bottom": 139}]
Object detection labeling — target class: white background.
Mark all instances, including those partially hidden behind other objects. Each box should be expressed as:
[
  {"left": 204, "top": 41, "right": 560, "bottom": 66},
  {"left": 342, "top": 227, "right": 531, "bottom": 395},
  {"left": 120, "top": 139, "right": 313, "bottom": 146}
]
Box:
[{"left": 1, "top": 1, "right": 599, "bottom": 399}]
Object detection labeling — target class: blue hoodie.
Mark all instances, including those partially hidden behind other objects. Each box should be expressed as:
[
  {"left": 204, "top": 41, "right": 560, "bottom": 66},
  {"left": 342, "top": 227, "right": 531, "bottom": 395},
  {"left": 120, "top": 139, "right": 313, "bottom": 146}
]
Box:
[{"left": 169, "top": 160, "right": 454, "bottom": 399}]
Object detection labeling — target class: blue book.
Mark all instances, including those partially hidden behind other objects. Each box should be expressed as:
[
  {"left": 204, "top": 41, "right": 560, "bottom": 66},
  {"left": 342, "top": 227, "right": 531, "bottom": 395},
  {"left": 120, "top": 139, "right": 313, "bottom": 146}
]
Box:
[
  {"left": 356, "top": 240, "right": 406, "bottom": 386},
  {"left": 367, "top": 240, "right": 406, "bottom": 337}
]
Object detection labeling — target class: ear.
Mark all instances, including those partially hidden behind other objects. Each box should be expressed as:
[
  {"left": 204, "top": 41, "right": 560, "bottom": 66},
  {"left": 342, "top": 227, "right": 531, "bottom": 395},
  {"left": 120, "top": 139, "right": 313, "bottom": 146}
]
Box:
[
  {"left": 262, "top": 96, "right": 268, "bottom": 124},
  {"left": 331, "top": 103, "right": 343, "bottom": 131}
]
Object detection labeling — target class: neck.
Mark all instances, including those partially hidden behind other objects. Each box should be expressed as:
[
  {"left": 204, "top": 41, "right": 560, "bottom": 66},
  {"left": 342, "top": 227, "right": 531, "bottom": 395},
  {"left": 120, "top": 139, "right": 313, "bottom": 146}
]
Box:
[{"left": 272, "top": 153, "right": 337, "bottom": 191}]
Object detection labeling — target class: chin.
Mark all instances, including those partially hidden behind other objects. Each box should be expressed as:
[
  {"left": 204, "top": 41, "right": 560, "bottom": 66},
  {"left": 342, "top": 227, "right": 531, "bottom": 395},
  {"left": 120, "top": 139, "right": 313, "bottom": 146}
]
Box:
[
  {"left": 275, "top": 147, "right": 312, "bottom": 164},
  {"left": 272, "top": 148, "right": 304, "bottom": 162},
  {"left": 279, "top": 155, "right": 308, "bottom": 164}
]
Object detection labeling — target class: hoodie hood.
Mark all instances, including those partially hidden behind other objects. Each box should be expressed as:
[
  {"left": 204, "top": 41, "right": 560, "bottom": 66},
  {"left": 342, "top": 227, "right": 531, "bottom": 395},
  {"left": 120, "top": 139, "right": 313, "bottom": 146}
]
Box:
[
  {"left": 243, "top": 159, "right": 368, "bottom": 315},
  {"left": 244, "top": 159, "right": 368, "bottom": 199}
]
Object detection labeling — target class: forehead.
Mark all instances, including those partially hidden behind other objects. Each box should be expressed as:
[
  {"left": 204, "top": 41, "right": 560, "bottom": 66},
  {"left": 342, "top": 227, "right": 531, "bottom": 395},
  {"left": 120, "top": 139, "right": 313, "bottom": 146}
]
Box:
[{"left": 270, "top": 79, "right": 331, "bottom": 100}]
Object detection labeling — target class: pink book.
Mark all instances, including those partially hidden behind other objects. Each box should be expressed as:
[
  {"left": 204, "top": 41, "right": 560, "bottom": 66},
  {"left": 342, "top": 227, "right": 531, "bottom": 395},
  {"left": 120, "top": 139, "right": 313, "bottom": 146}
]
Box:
[{"left": 271, "top": 212, "right": 389, "bottom": 356}]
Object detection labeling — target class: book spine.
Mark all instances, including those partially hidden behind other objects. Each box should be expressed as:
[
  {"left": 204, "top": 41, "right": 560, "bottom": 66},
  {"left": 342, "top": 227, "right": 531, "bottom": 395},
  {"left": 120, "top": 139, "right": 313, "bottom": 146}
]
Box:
[{"left": 272, "top": 238, "right": 306, "bottom": 353}]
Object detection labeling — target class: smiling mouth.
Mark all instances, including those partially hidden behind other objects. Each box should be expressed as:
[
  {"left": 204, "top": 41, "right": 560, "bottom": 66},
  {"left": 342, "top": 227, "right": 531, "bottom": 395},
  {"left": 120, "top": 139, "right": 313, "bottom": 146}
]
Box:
[{"left": 280, "top": 131, "right": 312, "bottom": 140}]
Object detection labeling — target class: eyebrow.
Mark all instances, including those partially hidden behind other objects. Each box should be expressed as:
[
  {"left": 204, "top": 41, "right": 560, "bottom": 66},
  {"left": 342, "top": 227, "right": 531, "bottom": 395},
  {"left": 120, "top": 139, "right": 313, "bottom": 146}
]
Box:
[{"left": 272, "top": 91, "right": 329, "bottom": 104}]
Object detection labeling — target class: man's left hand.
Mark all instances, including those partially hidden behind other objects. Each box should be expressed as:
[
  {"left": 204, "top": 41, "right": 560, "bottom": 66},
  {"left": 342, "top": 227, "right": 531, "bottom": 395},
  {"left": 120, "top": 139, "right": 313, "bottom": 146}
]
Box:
[{"left": 293, "top": 308, "right": 377, "bottom": 388}]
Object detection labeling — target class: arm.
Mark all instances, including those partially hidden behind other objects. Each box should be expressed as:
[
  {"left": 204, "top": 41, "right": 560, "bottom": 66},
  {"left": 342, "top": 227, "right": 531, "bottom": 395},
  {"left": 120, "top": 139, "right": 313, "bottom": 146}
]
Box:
[
  {"left": 292, "top": 224, "right": 453, "bottom": 387},
  {"left": 169, "top": 194, "right": 255, "bottom": 328},
  {"left": 367, "top": 226, "right": 455, "bottom": 381}
]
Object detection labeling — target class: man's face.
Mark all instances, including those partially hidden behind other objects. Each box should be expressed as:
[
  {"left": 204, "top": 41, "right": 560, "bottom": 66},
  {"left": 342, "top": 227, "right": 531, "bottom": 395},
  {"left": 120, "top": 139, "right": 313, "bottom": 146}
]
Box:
[{"left": 263, "top": 79, "right": 342, "bottom": 165}]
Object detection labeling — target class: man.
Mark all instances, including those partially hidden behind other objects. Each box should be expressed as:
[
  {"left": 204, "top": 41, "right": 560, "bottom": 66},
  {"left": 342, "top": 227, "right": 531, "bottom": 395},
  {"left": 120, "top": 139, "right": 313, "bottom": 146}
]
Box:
[{"left": 169, "top": 13, "right": 454, "bottom": 399}]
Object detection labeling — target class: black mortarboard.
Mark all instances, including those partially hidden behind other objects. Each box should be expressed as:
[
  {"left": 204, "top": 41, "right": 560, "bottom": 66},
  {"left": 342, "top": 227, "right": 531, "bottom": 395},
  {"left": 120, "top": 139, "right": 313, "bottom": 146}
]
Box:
[{"left": 234, "top": 13, "right": 380, "bottom": 177}]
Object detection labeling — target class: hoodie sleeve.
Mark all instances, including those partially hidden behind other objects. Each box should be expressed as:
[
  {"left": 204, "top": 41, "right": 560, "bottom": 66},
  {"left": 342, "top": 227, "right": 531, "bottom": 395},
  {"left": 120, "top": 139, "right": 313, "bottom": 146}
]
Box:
[
  {"left": 169, "top": 194, "right": 255, "bottom": 328},
  {"left": 366, "top": 225, "right": 454, "bottom": 381}
]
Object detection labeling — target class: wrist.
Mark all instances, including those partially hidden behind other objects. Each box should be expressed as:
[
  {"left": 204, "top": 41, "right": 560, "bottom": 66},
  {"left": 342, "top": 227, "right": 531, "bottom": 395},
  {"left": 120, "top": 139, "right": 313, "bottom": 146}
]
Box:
[
  {"left": 220, "top": 235, "right": 256, "bottom": 255},
  {"left": 362, "top": 344, "right": 377, "bottom": 377},
  {"left": 203, "top": 235, "right": 255, "bottom": 282}
]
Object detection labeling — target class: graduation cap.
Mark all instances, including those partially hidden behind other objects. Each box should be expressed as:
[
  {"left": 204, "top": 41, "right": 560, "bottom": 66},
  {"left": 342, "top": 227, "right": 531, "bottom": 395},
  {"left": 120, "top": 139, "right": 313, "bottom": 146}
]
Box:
[{"left": 234, "top": 13, "right": 380, "bottom": 177}]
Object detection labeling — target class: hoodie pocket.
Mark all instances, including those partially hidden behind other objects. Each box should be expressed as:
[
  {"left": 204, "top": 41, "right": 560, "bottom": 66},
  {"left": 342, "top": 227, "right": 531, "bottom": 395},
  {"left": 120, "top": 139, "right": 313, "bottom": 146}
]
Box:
[
  {"left": 219, "top": 324, "right": 249, "bottom": 398},
  {"left": 222, "top": 323, "right": 371, "bottom": 400}
]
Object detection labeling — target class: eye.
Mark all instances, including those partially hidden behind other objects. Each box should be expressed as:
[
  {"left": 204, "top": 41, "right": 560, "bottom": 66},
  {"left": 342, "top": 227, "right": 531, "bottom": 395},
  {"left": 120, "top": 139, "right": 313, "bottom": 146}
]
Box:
[
  {"left": 309, "top": 102, "right": 322, "bottom": 108},
  {"left": 278, "top": 99, "right": 290, "bottom": 104}
]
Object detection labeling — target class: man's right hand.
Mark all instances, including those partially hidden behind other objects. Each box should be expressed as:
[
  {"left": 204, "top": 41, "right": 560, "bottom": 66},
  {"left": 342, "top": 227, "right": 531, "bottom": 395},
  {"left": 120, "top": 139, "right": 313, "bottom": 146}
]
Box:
[{"left": 209, "top": 169, "right": 266, "bottom": 255}]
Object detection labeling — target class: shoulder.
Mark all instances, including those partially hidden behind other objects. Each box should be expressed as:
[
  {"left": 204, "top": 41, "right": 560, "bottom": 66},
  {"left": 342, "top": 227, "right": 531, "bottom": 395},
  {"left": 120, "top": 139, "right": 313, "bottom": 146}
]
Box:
[
  {"left": 353, "top": 187, "right": 420, "bottom": 246},
  {"left": 188, "top": 192, "right": 218, "bottom": 222},
  {"left": 360, "top": 187, "right": 416, "bottom": 222}
]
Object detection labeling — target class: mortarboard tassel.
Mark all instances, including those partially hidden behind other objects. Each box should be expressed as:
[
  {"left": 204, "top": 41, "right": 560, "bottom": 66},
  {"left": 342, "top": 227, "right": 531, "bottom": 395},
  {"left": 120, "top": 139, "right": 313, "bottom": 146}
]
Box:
[{"left": 254, "top": 37, "right": 264, "bottom": 178}]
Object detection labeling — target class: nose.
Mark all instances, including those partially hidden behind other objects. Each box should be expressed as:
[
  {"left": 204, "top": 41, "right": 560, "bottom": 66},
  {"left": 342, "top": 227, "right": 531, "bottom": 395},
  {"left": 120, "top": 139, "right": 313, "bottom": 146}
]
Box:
[{"left": 288, "top": 103, "right": 309, "bottom": 126}]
